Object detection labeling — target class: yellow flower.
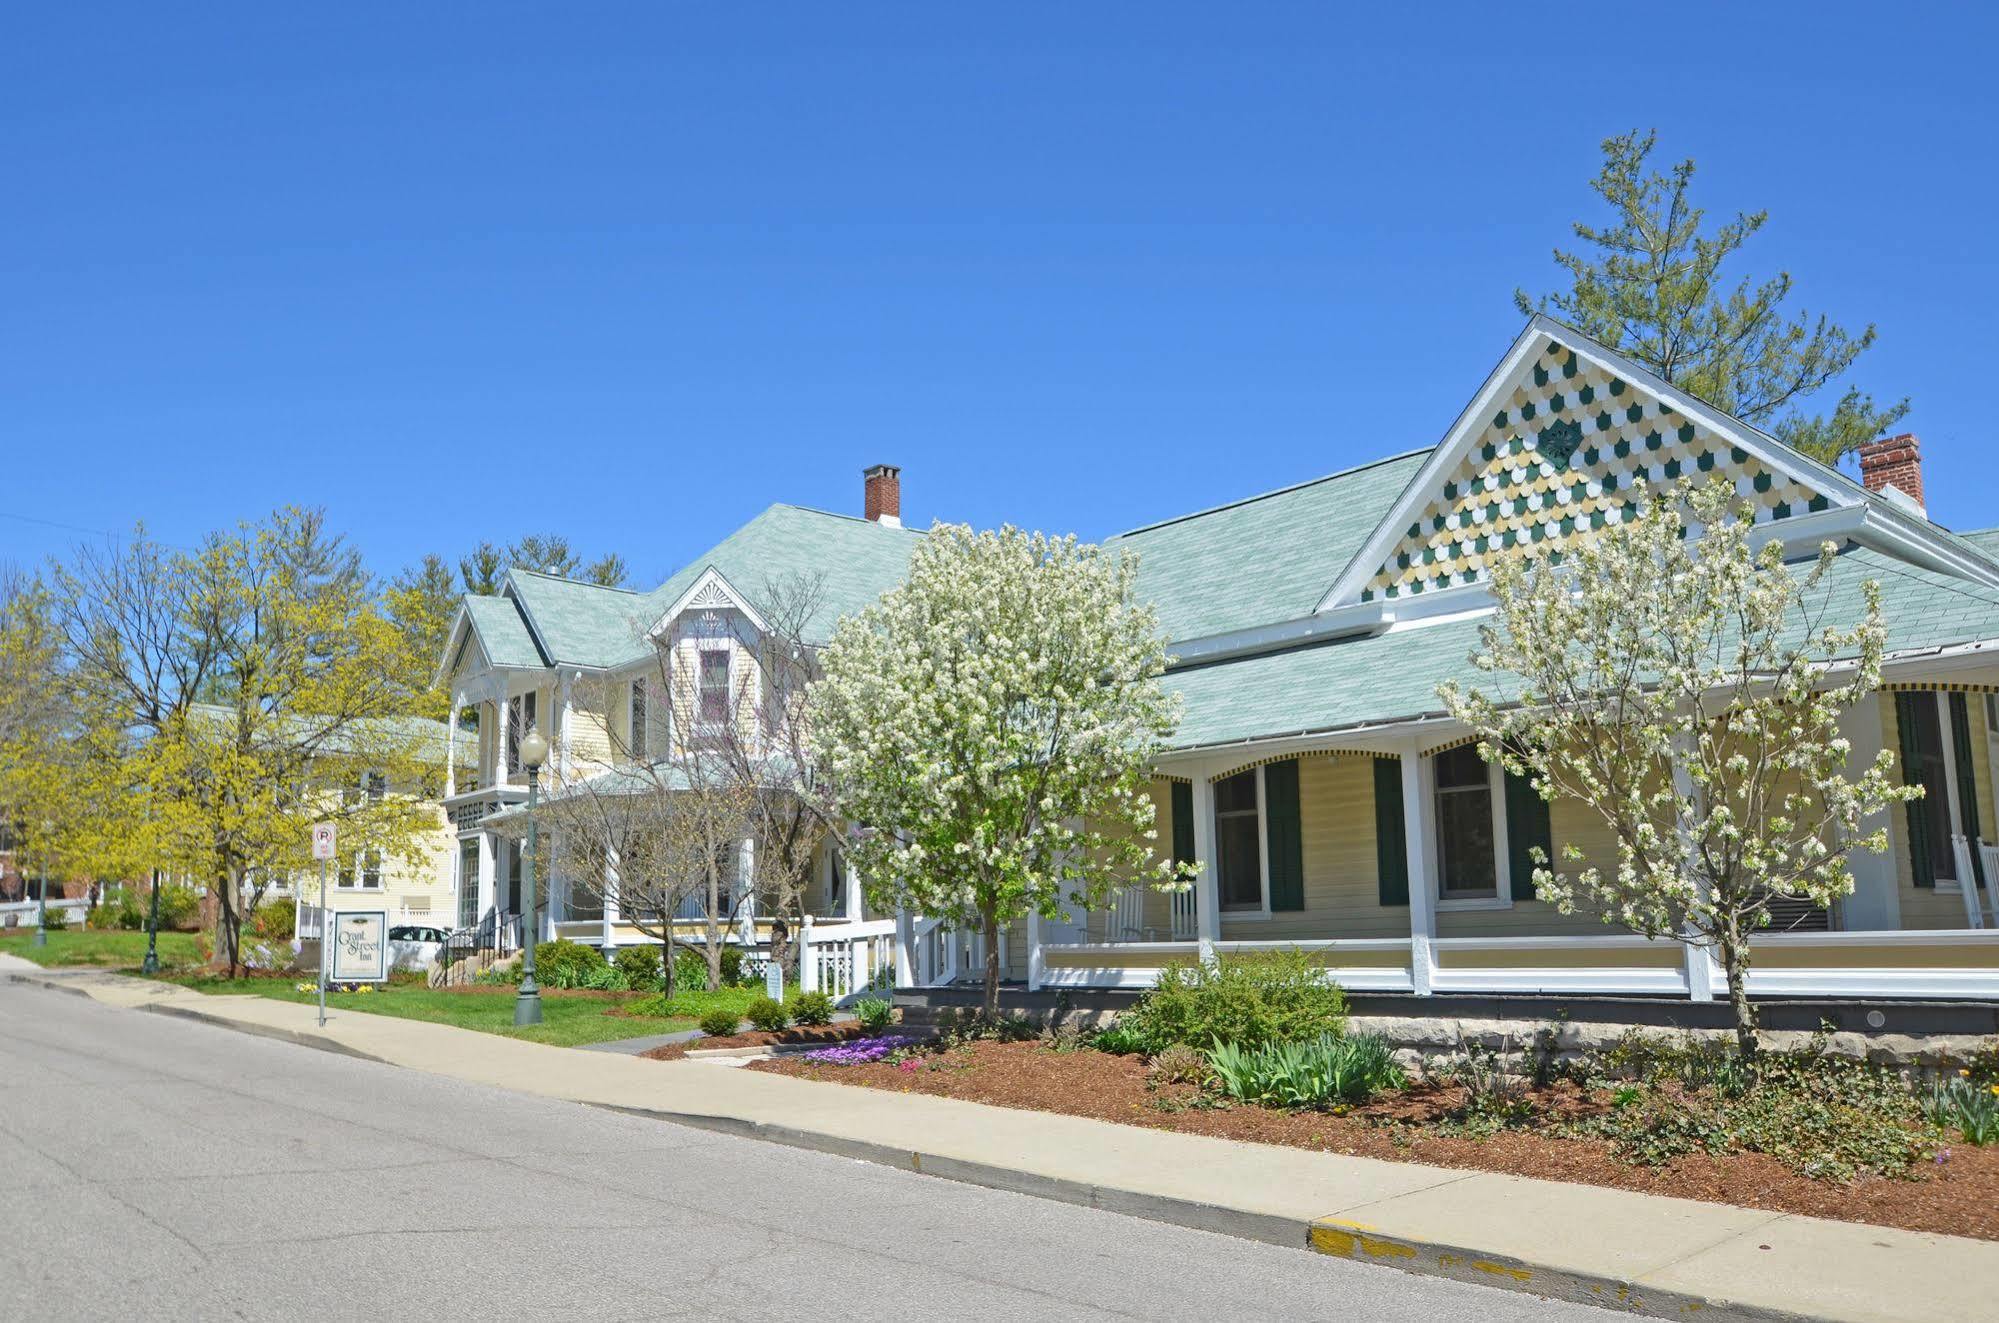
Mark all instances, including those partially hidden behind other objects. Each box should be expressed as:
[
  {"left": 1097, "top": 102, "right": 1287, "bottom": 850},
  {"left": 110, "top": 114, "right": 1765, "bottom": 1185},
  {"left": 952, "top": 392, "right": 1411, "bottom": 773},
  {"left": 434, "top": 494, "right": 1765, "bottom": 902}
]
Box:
[{"left": 1961, "top": 1069, "right": 1972, "bottom": 1077}]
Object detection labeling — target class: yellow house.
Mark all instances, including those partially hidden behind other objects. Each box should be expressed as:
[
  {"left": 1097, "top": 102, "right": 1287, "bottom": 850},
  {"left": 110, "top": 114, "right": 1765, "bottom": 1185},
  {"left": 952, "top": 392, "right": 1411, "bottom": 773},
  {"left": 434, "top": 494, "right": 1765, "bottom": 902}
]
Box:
[{"left": 438, "top": 320, "right": 1999, "bottom": 1010}]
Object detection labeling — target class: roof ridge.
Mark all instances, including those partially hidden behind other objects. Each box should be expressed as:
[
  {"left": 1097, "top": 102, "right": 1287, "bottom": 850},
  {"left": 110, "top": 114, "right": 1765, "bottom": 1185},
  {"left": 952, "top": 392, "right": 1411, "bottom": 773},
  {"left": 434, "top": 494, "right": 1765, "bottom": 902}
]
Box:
[
  {"left": 508, "top": 566, "right": 641, "bottom": 595},
  {"left": 771, "top": 501, "right": 929, "bottom": 533},
  {"left": 1114, "top": 447, "right": 1435, "bottom": 539}
]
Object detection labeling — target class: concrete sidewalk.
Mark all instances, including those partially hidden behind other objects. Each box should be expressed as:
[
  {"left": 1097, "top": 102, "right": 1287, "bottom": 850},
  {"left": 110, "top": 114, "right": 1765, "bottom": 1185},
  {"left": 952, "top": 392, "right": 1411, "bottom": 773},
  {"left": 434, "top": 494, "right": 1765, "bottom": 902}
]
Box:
[{"left": 6, "top": 953, "right": 1990, "bottom": 1323}]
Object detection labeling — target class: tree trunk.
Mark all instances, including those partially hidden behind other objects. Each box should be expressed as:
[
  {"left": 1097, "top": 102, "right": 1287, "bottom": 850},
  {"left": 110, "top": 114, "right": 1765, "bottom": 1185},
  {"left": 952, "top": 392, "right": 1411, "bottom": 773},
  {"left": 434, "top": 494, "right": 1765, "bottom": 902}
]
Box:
[
  {"left": 982, "top": 906, "right": 1001, "bottom": 1023},
  {"left": 215, "top": 868, "right": 242, "bottom": 978},
  {"left": 1717, "top": 932, "right": 1759, "bottom": 1058},
  {"left": 659, "top": 936, "right": 675, "bottom": 1000}
]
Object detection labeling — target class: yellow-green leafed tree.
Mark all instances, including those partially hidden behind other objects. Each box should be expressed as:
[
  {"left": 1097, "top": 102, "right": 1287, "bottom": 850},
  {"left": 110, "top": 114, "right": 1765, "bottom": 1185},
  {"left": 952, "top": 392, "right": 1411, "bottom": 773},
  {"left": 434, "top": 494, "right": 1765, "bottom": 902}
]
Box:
[{"left": 53, "top": 510, "right": 444, "bottom": 974}]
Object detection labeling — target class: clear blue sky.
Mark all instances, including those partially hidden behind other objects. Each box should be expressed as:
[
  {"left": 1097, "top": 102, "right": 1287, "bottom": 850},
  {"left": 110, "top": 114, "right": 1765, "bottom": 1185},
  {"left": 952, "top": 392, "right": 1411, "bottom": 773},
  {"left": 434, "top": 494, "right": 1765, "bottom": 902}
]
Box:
[{"left": 6, "top": 4, "right": 1994, "bottom": 586}]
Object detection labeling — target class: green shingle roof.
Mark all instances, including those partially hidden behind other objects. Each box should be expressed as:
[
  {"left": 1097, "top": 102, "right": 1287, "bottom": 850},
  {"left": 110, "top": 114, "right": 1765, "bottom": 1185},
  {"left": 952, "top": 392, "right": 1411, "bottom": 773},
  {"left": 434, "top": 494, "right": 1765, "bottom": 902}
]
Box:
[
  {"left": 1109, "top": 450, "right": 1430, "bottom": 641},
  {"left": 504, "top": 571, "right": 647, "bottom": 670},
  {"left": 461, "top": 595, "right": 545, "bottom": 669},
  {"left": 621, "top": 504, "right": 925, "bottom": 661},
  {"left": 1164, "top": 543, "right": 1999, "bottom": 753},
  {"left": 471, "top": 505, "right": 926, "bottom": 671}
]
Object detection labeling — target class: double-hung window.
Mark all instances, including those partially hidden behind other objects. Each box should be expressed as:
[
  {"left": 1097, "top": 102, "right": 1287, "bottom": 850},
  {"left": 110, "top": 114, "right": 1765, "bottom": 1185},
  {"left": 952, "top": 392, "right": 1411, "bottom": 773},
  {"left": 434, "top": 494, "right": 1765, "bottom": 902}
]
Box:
[
  {"left": 341, "top": 849, "right": 382, "bottom": 890},
  {"left": 1434, "top": 745, "right": 1499, "bottom": 900},
  {"left": 629, "top": 679, "right": 649, "bottom": 760},
  {"left": 1898, "top": 691, "right": 1958, "bottom": 884},
  {"left": 697, "top": 648, "right": 730, "bottom": 725},
  {"left": 506, "top": 692, "right": 537, "bottom": 775},
  {"left": 1215, "top": 769, "right": 1264, "bottom": 911}
]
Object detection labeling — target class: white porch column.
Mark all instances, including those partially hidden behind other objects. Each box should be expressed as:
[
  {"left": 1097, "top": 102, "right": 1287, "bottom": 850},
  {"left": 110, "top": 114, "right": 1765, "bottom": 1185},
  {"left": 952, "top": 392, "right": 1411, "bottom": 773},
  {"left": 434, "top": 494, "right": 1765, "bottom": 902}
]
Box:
[
  {"left": 1670, "top": 757, "right": 1721, "bottom": 1001},
  {"left": 445, "top": 694, "right": 462, "bottom": 799},
  {"left": 842, "top": 851, "right": 863, "bottom": 922},
  {"left": 558, "top": 671, "right": 575, "bottom": 784},
  {"left": 476, "top": 831, "right": 497, "bottom": 917},
  {"left": 601, "top": 845, "right": 620, "bottom": 951},
  {"left": 1399, "top": 746, "right": 1437, "bottom": 996},
  {"left": 1190, "top": 771, "right": 1220, "bottom": 961},
  {"left": 1026, "top": 911, "right": 1042, "bottom": 990},
  {"left": 895, "top": 906, "right": 916, "bottom": 986},
  {"left": 1838, "top": 693, "right": 1903, "bottom": 931}
]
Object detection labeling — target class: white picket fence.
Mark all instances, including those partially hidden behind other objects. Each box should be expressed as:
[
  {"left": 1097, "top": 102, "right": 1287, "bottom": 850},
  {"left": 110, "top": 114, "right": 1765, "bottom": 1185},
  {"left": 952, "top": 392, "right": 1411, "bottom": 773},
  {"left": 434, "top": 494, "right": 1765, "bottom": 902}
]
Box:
[{"left": 0, "top": 897, "right": 89, "bottom": 929}]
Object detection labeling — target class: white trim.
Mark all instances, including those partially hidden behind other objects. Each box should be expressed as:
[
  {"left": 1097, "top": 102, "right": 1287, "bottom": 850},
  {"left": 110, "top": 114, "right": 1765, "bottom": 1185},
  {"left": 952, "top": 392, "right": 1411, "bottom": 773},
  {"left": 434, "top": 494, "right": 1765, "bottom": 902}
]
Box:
[
  {"left": 646, "top": 566, "right": 770, "bottom": 641},
  {"left": 1315, "top": 314, "right": 1886, "bottom": 613}
]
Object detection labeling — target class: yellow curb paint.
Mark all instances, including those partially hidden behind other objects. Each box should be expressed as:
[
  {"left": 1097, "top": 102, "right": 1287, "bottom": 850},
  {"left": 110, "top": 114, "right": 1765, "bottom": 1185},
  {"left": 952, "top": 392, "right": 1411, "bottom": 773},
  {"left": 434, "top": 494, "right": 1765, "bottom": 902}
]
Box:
[
  {"left": 1473, "top": 1261, "right": 1533, "bottom": 1283},
  {"left": 1308, "top": 1225, "right": 1416, "bottom": 1261}
]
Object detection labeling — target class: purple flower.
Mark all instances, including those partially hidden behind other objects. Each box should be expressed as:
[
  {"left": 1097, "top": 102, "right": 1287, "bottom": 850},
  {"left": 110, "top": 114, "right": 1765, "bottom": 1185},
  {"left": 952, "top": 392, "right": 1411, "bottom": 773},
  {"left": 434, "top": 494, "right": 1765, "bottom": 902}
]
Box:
[{"left": 802, "top": 1034, "right": 917, "bottom": 1065}]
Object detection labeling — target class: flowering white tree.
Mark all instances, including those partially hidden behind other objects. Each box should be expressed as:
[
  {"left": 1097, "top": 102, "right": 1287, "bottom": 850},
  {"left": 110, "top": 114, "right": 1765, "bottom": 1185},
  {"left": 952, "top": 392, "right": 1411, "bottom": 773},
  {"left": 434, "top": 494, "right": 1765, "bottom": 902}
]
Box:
[
  {"left": 1440, "top": 480, "right": 1919, "bottom": 1055},
  {"left": 807, "top": 523, "right": 1183, "bottom": 1019}
]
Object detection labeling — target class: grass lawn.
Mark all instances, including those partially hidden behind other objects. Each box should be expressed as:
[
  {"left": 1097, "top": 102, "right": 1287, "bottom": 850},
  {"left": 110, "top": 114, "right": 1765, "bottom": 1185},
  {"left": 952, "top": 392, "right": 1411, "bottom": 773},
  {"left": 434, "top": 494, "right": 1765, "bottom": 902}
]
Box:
[
  {"left": 0, "top": 927, "right": 203, "bottom": 969},
  {"left": 154, "top": 974, "right": 711, "bottom": 1048}
]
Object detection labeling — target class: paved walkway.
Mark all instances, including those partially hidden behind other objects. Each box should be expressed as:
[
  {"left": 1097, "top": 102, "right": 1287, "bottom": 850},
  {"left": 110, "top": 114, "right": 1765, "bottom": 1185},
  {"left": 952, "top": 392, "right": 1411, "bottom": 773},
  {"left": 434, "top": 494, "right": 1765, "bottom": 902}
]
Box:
[{"left": 8, "top": 953, "right": 1994, "bottom": 1323}]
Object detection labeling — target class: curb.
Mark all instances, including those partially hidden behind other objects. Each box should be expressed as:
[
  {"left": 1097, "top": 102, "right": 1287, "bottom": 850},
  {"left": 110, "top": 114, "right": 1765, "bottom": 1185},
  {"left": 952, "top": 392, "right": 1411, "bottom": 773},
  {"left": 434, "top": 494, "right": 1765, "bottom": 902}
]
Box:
[
  {"left": 586, "top": 1102, "right": 1813, "bottom": 1323},
  {"left": 137, "top": 1002, "right": 392, "bottom": 1066}
]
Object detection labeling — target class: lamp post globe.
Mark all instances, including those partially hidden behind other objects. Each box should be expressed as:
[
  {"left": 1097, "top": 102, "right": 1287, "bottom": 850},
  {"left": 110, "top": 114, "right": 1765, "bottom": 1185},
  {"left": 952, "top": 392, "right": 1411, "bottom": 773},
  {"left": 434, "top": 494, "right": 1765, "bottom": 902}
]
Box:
[
  {"left": 32, "top": 818, "right": 52, "bottom": 948},
  {"left": 514, "top": 726, "right": 550, "bottom": 1027}
]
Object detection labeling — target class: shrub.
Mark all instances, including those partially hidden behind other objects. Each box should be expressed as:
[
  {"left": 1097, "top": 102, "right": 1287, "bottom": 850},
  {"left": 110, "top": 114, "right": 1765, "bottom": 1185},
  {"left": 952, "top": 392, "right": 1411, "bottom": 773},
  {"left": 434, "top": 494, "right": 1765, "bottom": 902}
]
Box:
[
  {"left": 790, "top": 990, "right": 834, "bottom": 1026},
  {"left": 1091, "top": 1022, "right": 1150, "bottom": 1056},
  {"left": 577, "top": 964, "right": 629, "bottom": 992},
  {"left": 1120, "top": 950, "right": 1347, "bottom": 1051},
  {"left": 853, "top": 996, "right": 894, "bottom": 1033},
  {"left": 1927, "top": 1076, "right": 1999, "bottom": 1147},
  {"left": 699, "top": 1007, "right": 742, "bottom": 1037},
  {"left": 1207, "top": 1033, "right": 1405, "bottom": 1109},
  {"left": 41, "top": 905, "right": 69, "bottom": 930},
  {"left": 614, "top": 945, "right": 664, "bottom": 992},
  {"left": 719, "top": 944, "right": 745, "bottom": 986},
  {"left": 746, "top": 996, "right": 789, "bottom": 1033},
  {"left": 532, "top": 939, "right": 607, "bottom": 990},
  {"left": 248, "top": 900, "right": 295, "bottom": 942},
  {"left": 156, "top": 884, "right": 201, "bottom": 932}
]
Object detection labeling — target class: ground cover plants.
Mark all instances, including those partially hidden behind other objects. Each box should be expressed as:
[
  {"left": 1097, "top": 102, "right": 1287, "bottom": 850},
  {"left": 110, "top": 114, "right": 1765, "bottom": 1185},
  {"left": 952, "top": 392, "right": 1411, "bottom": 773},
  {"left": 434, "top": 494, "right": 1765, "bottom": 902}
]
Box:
[{"left": 752, "top": 951, "right": 1999, "bottom": 1239}]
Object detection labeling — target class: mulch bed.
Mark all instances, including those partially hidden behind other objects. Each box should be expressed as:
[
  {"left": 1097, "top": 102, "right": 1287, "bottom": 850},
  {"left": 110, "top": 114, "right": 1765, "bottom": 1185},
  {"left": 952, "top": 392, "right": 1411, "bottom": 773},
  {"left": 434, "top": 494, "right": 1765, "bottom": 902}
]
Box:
[
  {"left": 641, "top": 1023, "right": 872, "bottom": 1061},
  {"left": 752, "top": 1039, "right": 1999, "bottom": 1242}
]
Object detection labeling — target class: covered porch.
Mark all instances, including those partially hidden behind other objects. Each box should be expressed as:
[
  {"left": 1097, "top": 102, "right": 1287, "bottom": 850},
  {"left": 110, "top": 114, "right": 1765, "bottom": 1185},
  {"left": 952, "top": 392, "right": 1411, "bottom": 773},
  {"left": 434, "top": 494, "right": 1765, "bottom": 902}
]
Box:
[{"left": 1029, "top": 671, "right": 1999, "bottom": 1004}]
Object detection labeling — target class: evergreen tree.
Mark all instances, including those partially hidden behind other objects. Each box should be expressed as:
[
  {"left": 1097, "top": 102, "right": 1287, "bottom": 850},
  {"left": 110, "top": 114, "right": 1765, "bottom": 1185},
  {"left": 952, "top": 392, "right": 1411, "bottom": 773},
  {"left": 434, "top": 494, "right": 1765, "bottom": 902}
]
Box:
[{"left": 1519, "top": 131, "right": 1906, "bottom": 466}]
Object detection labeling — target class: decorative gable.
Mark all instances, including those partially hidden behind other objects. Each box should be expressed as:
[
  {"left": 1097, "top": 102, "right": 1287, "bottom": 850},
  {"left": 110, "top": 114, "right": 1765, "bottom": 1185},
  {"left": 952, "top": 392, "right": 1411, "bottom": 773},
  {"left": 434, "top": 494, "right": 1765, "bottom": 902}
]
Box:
[{"left": 1357, "top": 332, "right": 1833, "bottom": 602}]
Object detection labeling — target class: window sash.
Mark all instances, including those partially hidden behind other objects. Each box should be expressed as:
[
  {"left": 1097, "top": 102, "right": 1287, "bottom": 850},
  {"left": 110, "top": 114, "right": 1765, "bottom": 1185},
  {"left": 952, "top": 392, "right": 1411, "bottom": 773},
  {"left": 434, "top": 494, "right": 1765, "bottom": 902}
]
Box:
[
  {"left": 629, "top": 680, "right": 648, "bottom": 758},
  {"left": 1214, "top": 769, "right": 1264, "bottom": 911},
  {"left": 698, "top": 650, "right": 730, "bottom": 724}
]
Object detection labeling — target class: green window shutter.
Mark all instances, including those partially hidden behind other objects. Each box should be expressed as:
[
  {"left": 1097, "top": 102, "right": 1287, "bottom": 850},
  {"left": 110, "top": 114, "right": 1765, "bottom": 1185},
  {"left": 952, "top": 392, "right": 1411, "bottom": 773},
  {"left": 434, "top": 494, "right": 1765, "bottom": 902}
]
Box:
[
  {"left": 1896, "top": 691, "right": 1934, "bottom": 887},
  {"left": 1170, "top": 780, "right": 1196, "bottom": 872},
  {"left": 1504, "top": 767, "right": 1553, "bottom": 899},
  {"left": 1950, "top": 692, "right": 1987, "bottom": 892},
  {"left": 1265, "top": 759, "right": 1304, "bottom": 911},
  {"left": 1373, "top": 756, "right": 1408, "bottom": 906}
]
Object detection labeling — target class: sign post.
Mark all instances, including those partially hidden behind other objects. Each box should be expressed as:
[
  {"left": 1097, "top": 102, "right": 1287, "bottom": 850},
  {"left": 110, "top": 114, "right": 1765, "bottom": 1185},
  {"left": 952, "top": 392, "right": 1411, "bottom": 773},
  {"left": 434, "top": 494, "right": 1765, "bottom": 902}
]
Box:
[{"left": 311, "top": 822, "right": 337, "bottom": 1027}]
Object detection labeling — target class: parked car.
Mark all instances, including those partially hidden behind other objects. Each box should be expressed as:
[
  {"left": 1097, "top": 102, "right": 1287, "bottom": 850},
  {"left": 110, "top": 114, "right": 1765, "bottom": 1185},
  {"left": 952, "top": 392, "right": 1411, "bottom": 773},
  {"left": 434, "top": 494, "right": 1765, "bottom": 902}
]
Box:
[{"left": 387, "top": 925, "right": 450, "bottom": 972}]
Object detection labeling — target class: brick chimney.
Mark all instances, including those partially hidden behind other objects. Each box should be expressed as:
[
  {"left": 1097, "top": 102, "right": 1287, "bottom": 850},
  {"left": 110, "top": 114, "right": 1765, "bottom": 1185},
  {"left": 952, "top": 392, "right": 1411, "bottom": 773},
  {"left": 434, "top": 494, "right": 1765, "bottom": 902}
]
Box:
[
  {"left": 863, "top": 464, "right": 902, "bottom": 527},
  {"left": 1858, "top": 434, "right": 1924, "bottom": 513}
]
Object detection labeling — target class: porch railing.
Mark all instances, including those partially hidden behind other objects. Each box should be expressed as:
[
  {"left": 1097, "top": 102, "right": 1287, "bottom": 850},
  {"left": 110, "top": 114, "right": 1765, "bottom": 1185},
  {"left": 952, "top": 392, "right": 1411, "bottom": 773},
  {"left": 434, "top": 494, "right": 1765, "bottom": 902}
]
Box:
[
  {"left": 1032, "top": 928, "right": 1999, "bottom": 1002},
  {"left": 797, "top": 916, "right": 899, "bottom": 1001}
]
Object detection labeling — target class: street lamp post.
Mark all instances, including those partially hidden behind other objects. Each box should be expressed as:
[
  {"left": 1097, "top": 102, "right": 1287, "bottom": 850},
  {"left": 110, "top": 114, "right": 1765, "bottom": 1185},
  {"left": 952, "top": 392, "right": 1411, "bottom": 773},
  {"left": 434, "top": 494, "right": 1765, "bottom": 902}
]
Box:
[
  {"left": 514, "top": 726, "right": 549, "bottom": 1027},
  {"left": 141, "top": 867, "right": 163, "bottom": 975},
  {"left": 32, "top": 819, "right": 52, "bottom": 949}
]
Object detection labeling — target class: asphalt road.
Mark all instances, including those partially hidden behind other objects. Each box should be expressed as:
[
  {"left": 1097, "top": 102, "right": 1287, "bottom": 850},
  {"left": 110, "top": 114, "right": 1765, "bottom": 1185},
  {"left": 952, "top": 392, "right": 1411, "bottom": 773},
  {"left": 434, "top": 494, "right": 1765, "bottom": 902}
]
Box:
[{"left": 0, "top": 981, "right": 1623, "bottom": 1322}]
